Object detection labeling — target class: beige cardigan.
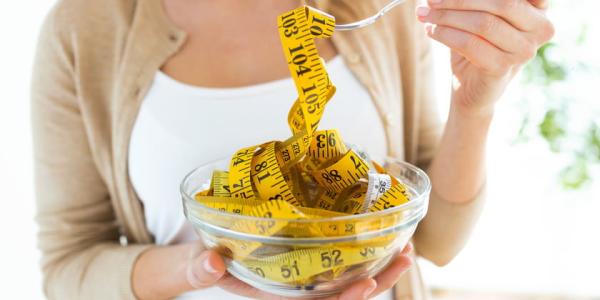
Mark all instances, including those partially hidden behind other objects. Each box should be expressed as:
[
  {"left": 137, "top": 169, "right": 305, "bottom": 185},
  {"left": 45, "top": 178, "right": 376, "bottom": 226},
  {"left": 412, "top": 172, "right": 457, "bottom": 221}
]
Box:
[{"left": 31, "top": 0, "right": 485, "bottom": 299}]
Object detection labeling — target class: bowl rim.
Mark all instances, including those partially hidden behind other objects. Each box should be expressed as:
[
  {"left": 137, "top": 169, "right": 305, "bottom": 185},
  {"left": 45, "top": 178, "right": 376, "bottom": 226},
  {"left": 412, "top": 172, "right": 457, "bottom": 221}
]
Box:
[
  {"left": 186, "top": 205, "right": 425, "bottom": 244},
  {"left": 180, "top": 157, "right": 431, "bottom": 224}
]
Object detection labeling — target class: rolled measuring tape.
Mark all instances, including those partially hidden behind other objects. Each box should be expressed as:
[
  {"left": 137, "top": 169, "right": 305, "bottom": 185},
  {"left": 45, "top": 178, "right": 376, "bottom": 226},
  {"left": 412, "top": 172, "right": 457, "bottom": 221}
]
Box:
[{"left": 193, "top": 5, "right": 413, "bottom": 285}]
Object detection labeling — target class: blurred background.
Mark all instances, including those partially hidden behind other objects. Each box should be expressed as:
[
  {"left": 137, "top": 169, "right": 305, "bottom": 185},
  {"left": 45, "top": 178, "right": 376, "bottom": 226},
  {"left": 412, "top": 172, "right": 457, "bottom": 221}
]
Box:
[{"left": 0, "top": 1, "right": 598, "bottom": 299}]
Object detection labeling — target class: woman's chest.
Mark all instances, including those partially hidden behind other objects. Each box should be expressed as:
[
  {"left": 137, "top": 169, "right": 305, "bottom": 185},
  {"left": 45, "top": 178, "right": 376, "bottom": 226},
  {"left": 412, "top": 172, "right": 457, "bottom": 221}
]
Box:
[
  {"left": 160, "top": 33, "right": 337, "bottom": 88},
  {"left": 160, "top": 0, "right": 337, "bottom": 88},
  {"left": 128, "top": 57, "right": 388, "bottom": 244}
]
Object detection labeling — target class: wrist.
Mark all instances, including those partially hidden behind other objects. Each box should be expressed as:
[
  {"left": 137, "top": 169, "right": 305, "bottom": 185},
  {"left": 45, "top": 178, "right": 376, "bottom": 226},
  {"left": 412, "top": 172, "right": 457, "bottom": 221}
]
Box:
[
  {"left": 450, "top": 71, "right": 510, "bottom": 120},
  {"left": 449, "top": 96, "right": 495, "bottom": 125},
  {"left": 445, "top": 102, "right": 494, "bottom": 139}
]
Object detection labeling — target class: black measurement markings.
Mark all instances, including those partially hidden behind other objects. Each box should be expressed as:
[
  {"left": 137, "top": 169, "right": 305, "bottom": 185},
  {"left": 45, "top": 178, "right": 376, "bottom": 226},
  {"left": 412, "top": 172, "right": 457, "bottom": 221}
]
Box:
[{"left": 346, "top": 170, "right": 360, "bottom": 182}]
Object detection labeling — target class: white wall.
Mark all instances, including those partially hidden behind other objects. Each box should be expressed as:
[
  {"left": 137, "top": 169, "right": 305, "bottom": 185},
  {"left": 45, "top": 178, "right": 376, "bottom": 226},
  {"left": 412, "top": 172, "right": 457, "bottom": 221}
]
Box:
[{"left": 0, "top": 1, "right": 54, "bottom": 299}]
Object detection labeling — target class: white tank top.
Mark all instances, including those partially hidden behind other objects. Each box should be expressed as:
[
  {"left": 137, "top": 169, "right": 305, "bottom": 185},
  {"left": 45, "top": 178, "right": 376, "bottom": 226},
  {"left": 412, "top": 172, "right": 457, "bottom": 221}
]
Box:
[{"left": 128, "top": 56, "right": 392, "bottom": 299}]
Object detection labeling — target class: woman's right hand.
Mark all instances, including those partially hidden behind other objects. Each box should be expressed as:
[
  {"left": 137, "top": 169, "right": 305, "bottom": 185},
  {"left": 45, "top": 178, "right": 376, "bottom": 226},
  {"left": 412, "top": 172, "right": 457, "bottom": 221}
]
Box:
[{"left": 133, "top": 241, "right": 412, "bottom": 300}]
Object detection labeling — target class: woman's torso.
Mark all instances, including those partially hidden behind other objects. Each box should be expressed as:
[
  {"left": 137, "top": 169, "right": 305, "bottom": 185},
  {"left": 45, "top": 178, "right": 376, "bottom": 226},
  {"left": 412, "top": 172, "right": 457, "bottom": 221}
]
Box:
[
  {"left": 129, "top": 2, "right": 396, "bottom": 298},
  {"left": 33, "top": 0, "right": 437, "bottom": 298},
  {"left": 129, "top": 1, "right": 391, "bottom": 298},
  {"left": 128, "top": 55, "right": 390, "bottom": 298}
]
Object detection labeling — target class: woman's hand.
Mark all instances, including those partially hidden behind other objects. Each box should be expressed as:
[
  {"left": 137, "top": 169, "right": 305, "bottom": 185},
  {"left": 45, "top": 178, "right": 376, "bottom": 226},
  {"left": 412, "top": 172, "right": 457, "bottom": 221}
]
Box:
[
  {"left": 416, "top": 0, "right": 555, "bottom": 117},
  {"left": 187, "top": 242, "right": 413, "bottom": 300},
  {"left": 134, "top": 241, "right": 413, "bottom": 299}
]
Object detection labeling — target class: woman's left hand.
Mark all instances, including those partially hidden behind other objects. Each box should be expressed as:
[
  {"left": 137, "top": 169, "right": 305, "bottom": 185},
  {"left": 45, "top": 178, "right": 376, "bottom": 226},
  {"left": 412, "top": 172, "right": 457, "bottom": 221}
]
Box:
[{"left": 416, "top": 0, "right": 555, "bottom": 117}]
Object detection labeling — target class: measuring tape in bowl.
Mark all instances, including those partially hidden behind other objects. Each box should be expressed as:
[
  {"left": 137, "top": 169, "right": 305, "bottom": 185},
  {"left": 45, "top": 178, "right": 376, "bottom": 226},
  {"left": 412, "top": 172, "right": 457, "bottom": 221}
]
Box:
[{"left": 192, "top": 6, "right": 413, "bottom": 286}]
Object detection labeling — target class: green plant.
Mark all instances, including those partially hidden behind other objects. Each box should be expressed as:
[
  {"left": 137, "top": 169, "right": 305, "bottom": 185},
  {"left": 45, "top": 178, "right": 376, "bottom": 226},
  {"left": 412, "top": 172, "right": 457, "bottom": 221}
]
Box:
[{"left": 516, "top": 28, "right": 598, "bottom": 189}]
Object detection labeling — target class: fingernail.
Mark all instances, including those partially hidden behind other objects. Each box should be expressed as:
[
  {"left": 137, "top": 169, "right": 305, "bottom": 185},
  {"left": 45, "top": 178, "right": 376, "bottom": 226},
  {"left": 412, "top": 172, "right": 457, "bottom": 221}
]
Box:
[
  {"left": 429, "top": 0, "right": 442, "bottom": 4},
  {"left": 187, "top": 253, "right": 223, "bottom": 288},
  {"left": 416, "top": 6, "right": 430, "bottom": 17},
  {"left": 424, "top": 23, "right": 434, "bottom": 34},
  {"left": 362, "top": 282, "right": 377, "bottom": 299},
  {"left": 203, "top": 256, "right": 219, "bottom": 274},
  {"left": 403, "top": 242, "right": 414, "bottom": 254}
]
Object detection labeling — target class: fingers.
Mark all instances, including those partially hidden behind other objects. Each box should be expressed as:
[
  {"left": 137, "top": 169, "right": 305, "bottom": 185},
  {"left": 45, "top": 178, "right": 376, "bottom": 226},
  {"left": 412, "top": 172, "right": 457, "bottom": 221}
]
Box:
[
  {"left": 400, "top": 241, "right": 413, "bottom": 256},
  {"left": 218, "top": 274, "right": 376, "bottom": 300},
  {"left": 528, "top": 0, "right": 549, "bottom": 9},
  {"left": 217, "top": 273, "right": 292, "bottom": 300},
  {"left": 416, "top": 0, "right": 555, "bottom": 74},
  {"left": 341, "top": 244, "right": 413, "bottom": 300},
  {"left": 368, "top": 248, "right": 413, "bottom": 298},
  {"left": 186, "top": 250, "right": 227, "bottom": 289},
  {"left": 337, "top": 278, "right": 377, "bottom": 300},
  {"left": 416, "top": 7, "right": 528, "bottom": 54},
  {"left": 425, "top": 24, "right": 512, "bottom": 75},
  {"left": 216, "top": 245, "right": 411, "bottom": 300},
  {"left": 427, "top": 0, "right": 547, "bottom": 33}
]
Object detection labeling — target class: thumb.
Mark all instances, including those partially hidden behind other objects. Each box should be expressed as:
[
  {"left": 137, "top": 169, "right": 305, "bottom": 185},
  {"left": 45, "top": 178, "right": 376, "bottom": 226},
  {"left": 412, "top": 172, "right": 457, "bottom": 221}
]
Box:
[{"left": 186, "top": 250, "right": 227, "bottom": 289}]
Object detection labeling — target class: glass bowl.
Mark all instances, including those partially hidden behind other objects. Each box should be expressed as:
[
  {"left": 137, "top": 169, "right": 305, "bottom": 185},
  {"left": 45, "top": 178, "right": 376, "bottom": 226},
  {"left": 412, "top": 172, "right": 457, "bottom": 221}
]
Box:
[{"left": 181, "top": 157, "right": 430, "bottom": 298}]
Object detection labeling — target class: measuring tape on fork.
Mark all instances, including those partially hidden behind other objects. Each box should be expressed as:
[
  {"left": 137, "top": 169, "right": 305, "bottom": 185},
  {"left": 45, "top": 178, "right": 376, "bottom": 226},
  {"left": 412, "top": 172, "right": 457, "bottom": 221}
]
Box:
[{"left": 193, "top": 6, "right": 413, "bottom": 285}]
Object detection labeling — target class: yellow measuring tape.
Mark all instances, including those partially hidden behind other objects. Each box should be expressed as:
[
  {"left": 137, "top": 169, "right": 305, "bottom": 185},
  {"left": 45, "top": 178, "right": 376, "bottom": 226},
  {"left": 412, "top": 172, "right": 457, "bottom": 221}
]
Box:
[
  {"left": 193, "top": 6, "right": 412, "bottom": 285},
  {"left": 243, "top": 245, "right": 391, "bottom": 283}
]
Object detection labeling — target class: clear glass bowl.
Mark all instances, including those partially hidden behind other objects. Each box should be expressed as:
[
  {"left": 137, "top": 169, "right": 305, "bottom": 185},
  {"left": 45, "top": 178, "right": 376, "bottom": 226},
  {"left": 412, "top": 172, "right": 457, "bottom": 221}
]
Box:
[{"left": 181, "top": 157, "right": 431, "bottom": 298}]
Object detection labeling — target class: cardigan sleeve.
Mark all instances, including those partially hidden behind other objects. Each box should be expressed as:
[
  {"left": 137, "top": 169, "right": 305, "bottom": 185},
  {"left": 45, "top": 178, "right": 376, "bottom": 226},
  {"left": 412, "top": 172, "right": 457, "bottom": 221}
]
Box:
[
  {"left": 409, "top": 12, "right": 487, "bottom": 267},
  {"left": 31, "top": 5, "right": 152, "bottom": 299}
]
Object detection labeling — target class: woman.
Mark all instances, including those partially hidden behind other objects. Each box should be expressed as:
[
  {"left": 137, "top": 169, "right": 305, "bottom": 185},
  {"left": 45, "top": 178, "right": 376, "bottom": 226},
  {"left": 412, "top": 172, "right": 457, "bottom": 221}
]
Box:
[{"left": 31, "top": 0, "right": 553, "bottom": 299}]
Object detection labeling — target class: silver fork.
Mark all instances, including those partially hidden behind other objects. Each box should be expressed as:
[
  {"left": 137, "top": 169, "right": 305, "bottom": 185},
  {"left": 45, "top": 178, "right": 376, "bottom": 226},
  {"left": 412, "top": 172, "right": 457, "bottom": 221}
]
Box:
[{"left": 327, "top": 0, "right": 408, "bottom": 31}]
